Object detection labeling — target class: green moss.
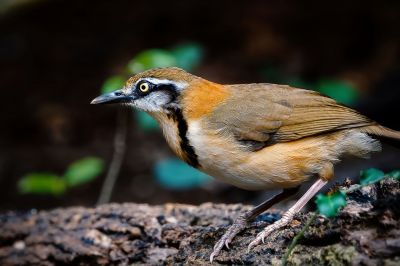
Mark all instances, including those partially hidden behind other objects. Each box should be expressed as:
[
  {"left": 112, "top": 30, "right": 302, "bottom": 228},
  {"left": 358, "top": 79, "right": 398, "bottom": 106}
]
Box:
[
  {"left": 284, "top": 244, "right": 357, "bottom": 266},
  {"left": 321, "top": 244, "right": 356, "bottom": 265}
]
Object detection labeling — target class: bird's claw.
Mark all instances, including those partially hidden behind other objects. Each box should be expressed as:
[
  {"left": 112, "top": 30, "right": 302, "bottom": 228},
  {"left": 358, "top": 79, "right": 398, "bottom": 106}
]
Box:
[
  {"left": 209, "top": 215, "right": 249, "bottom": 262},
  {"left": 209, "top": 253, "right": 215, "bottom": 263},
  {"left": 247, "top": 229, "right": 272, "bottom": 252},
  {"left": 210, "top": 233, "right": 233, "bottom": 262},
  {"left": 225, "top": 241, "right": 230, "bottom": 250},
  {"left": 247, "top": 240, "right": 257, "bottom": 253}
]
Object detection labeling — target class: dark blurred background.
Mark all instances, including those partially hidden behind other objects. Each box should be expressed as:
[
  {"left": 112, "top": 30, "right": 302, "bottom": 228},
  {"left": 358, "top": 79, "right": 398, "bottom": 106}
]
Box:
[{"left": 1, "top": 0, "right": 399, "bottom": 211}]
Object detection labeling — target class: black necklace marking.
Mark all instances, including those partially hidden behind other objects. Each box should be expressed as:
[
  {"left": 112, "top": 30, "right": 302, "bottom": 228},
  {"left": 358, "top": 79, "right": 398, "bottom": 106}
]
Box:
[
  {"left": 167, "top": 108, "right": 200, "bottom": 168},
  {"left": 150, "top": 82, "right": 199, "bottom": 168}
]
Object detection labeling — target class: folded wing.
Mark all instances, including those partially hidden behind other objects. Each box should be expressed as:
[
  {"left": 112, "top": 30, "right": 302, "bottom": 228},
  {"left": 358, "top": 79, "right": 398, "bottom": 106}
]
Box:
[{"left": 208, "top": 83, "right": 375, "bottom": 147}]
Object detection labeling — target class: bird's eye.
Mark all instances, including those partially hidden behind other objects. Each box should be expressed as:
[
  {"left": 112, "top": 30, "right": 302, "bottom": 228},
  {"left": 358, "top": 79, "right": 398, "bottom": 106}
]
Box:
[{"left": 139, "top": 82, "right": 150, "bottom": 93}]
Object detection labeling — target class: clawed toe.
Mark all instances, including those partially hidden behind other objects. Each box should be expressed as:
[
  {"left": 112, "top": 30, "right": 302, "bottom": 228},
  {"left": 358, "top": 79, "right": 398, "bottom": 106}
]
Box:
[
  {"left": 225, "top": 241, "right": 230, "bottom": 249},
  {"left": 247, "top": 231, "right": 264, "bottom": 252},
  {"left": 209, "top": 216, "right": 249, "bottom": 262},
  {"left": 210, "top": 232, "right": 234, "bottom": 262}
]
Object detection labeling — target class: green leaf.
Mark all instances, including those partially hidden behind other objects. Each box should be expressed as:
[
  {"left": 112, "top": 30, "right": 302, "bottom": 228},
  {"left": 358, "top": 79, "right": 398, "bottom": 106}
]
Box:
[
  {"left": 18, "top": 173, "right": 67, "bottom": 195},
  {"left": 315, "top": 191, "right": 347, "bottom": 218},
  {"left": 135, "top": 110, "right": 159, "bottom": 131},
  {"left": 170, "top": 43, "right": 204, "bottom": 71},
  {"left": 154, "top": 158, "right": 211, "bottom": 190},
  {"left": 64, "top": 157, "right": 104, "bottom": 187},
  {"left": 101, "top": 75, "right": 126, "bottom": 94},
  {"left": 359, "top": 168, "right": 385, "bottom": 185},
  {"left": 127, "top": 49, "right": 177, "bottom": 74},
  {"left": 387, "top": 170, "right": 400, "bottom": 180},
  {"left": 317, "top": 79, "right": 359, "bottom": 106}
]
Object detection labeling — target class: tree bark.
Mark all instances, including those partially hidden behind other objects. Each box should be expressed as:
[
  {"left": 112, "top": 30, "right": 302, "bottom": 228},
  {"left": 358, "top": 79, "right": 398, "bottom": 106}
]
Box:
[{"left": 1, "top": 179, "right": 399, "bottom": 265}]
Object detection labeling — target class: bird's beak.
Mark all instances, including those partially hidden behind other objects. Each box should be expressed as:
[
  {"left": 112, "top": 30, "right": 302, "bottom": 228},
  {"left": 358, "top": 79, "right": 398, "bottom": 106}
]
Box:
[{"left": 91, "top": 90, "right": 132, "bottom": 105}]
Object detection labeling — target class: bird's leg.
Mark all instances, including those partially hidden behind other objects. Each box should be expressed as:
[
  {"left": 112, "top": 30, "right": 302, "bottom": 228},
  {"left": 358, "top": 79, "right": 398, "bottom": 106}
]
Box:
[
  {"left": 247, "top": 178, "right": 328, "bottom": 250},
  {"left": 210, "top": 187, "right": 299, "bottom": 262}
]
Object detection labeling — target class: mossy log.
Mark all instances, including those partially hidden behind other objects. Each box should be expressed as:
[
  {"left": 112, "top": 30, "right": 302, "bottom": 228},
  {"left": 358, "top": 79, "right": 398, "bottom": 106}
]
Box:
[{"left": 1, "top": 179, "right": 399, "bottom": 265}]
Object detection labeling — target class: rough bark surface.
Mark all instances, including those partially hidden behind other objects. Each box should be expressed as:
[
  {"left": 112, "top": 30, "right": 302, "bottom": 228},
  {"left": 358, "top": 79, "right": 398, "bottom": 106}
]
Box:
[{"left": 0, "top": 179, "right": 399, "bottom": 265}]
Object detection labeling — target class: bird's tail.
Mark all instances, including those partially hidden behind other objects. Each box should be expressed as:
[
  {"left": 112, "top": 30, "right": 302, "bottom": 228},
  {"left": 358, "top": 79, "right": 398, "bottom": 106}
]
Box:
[{"left": 363, "top": 124, "right": 400, "bottom": 148}]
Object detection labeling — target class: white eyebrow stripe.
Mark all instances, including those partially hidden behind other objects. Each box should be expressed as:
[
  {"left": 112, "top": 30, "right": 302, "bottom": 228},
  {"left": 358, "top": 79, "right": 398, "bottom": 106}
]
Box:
[{"left": 135, "top": 78, "right": 188, "bottom": 90}]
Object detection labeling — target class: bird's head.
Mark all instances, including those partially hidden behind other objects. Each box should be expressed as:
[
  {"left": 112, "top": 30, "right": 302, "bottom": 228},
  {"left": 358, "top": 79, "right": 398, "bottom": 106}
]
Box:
[{"left": 91, "top": 67, "right": 197, "bottom": 113}]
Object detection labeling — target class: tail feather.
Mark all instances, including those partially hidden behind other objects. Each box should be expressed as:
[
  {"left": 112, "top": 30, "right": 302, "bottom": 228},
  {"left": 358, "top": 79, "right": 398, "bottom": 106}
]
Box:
[{"left": 363, "top": 125, "right": 400, "bottom": 148}]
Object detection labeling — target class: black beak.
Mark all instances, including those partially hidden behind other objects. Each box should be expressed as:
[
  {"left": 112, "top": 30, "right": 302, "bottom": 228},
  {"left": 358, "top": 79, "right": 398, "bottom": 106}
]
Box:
[{"left": 91, "top": 90, "right": 132, "bottom": 105}]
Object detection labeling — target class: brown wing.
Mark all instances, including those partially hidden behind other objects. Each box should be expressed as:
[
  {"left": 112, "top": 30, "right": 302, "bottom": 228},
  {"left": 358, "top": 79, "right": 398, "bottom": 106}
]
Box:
[{"left": 208, "top": 83, "right": 374, "bottom": 146}]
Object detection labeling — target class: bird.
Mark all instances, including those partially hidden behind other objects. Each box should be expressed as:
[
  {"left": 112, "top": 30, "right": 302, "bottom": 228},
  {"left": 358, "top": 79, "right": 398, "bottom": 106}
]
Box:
[{"left": 91, "top": 67, "right": 400, "bottom": 262}]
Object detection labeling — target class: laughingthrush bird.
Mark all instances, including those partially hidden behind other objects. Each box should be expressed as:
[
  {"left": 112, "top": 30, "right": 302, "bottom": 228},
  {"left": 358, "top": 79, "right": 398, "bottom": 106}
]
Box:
[{"left": 91, "top": 67, "right": 400, "bottom": 262}]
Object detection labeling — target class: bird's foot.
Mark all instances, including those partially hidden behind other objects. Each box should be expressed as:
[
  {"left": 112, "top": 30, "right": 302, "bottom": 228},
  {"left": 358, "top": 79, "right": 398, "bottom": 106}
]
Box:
[
  {"left": 210, "top": 213, "right": 250, "bottom": 263},
  {"left": 248, "top": 210, "right": 294, "bottom": 251},
  {"left": 247, "top": 179, "right": 328, "bottom": 251}
]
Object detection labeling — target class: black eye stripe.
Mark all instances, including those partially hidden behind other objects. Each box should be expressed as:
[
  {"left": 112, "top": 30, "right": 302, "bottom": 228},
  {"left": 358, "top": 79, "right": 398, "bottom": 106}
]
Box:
[
  {"left": 136, "top": 81, "right": 178, "bottom": 100},
  {"left": 154, "top": 84, "right": 178, "bottom": 97}
]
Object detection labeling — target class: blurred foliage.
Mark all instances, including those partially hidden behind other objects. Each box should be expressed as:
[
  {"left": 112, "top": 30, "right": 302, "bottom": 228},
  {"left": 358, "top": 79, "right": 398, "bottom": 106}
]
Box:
[
  {"left": 18, "top": 173, "right": 66, "bottom": 195},
  {"left": 101, "top": 75, "right": 126, "bottom": 94},
  {"left": 18, "top": 157, "right": 104, "bottom": 195},
  {"left": 64, "top": 157, "right": 104, "bottom": 187},
  {"left": 359, "top": 168, "right": 385, "bottom": 186},
  {"left": 317, "top": 79, "right": 359, "bottom": 106},
  {"left": 127, "top": 49, "right": 177, "bottom": 74},
  {"left": 154, "top": 158, "right": 211, "bottom": 190},
  {"left": 315, "top": 190, "right": 347, "bottom": 218},
  {"left": 261, "top": 66, "right": 360, "bottom": 106},
  {"left": 128, "top": 44, "right": 203, "bottom": 74},
  {"left": 387, "top": 170, "right": 400, "bottom": 179},
  {"left": 135, "top": 111, "right": 159, "bottom": 131},
  {"left": 170, "top": 43, "right": 204, "bottom": 72},
  {"left": 315, "top": 167, "right": 399, "bottom": 218}
]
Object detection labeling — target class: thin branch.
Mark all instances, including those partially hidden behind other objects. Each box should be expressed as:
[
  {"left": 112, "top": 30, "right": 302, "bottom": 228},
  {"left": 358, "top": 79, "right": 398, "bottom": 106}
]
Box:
[
  {"left": 343, "top": 175, "right": 387, "bottom": 194},
  {"left": 97, "top": 110, "right": 128, "bottom": 205}
]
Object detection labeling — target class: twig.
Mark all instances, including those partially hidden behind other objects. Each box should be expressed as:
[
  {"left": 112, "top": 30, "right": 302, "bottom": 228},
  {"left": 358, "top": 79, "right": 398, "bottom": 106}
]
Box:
[
  {"left": 97, "top": 110, "right": 128, "bottom": 205},
  {"left": 343, "top": 175, "right": 387, "bottom": 194},
  {"left": 281, "top": 212, "right": 317, "bottom": 266}
]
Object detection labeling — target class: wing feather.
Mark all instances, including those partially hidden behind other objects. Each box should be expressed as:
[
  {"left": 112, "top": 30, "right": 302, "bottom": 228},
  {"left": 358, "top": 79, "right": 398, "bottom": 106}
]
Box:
[{"left": 207, "top": 83, "right": 374, "bottom": 145}]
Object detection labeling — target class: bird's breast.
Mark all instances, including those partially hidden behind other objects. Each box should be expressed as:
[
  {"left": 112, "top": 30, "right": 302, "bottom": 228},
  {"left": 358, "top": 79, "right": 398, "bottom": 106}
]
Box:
[{"left": 187, "top": 119, "right": 271, "bottom": 190}]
